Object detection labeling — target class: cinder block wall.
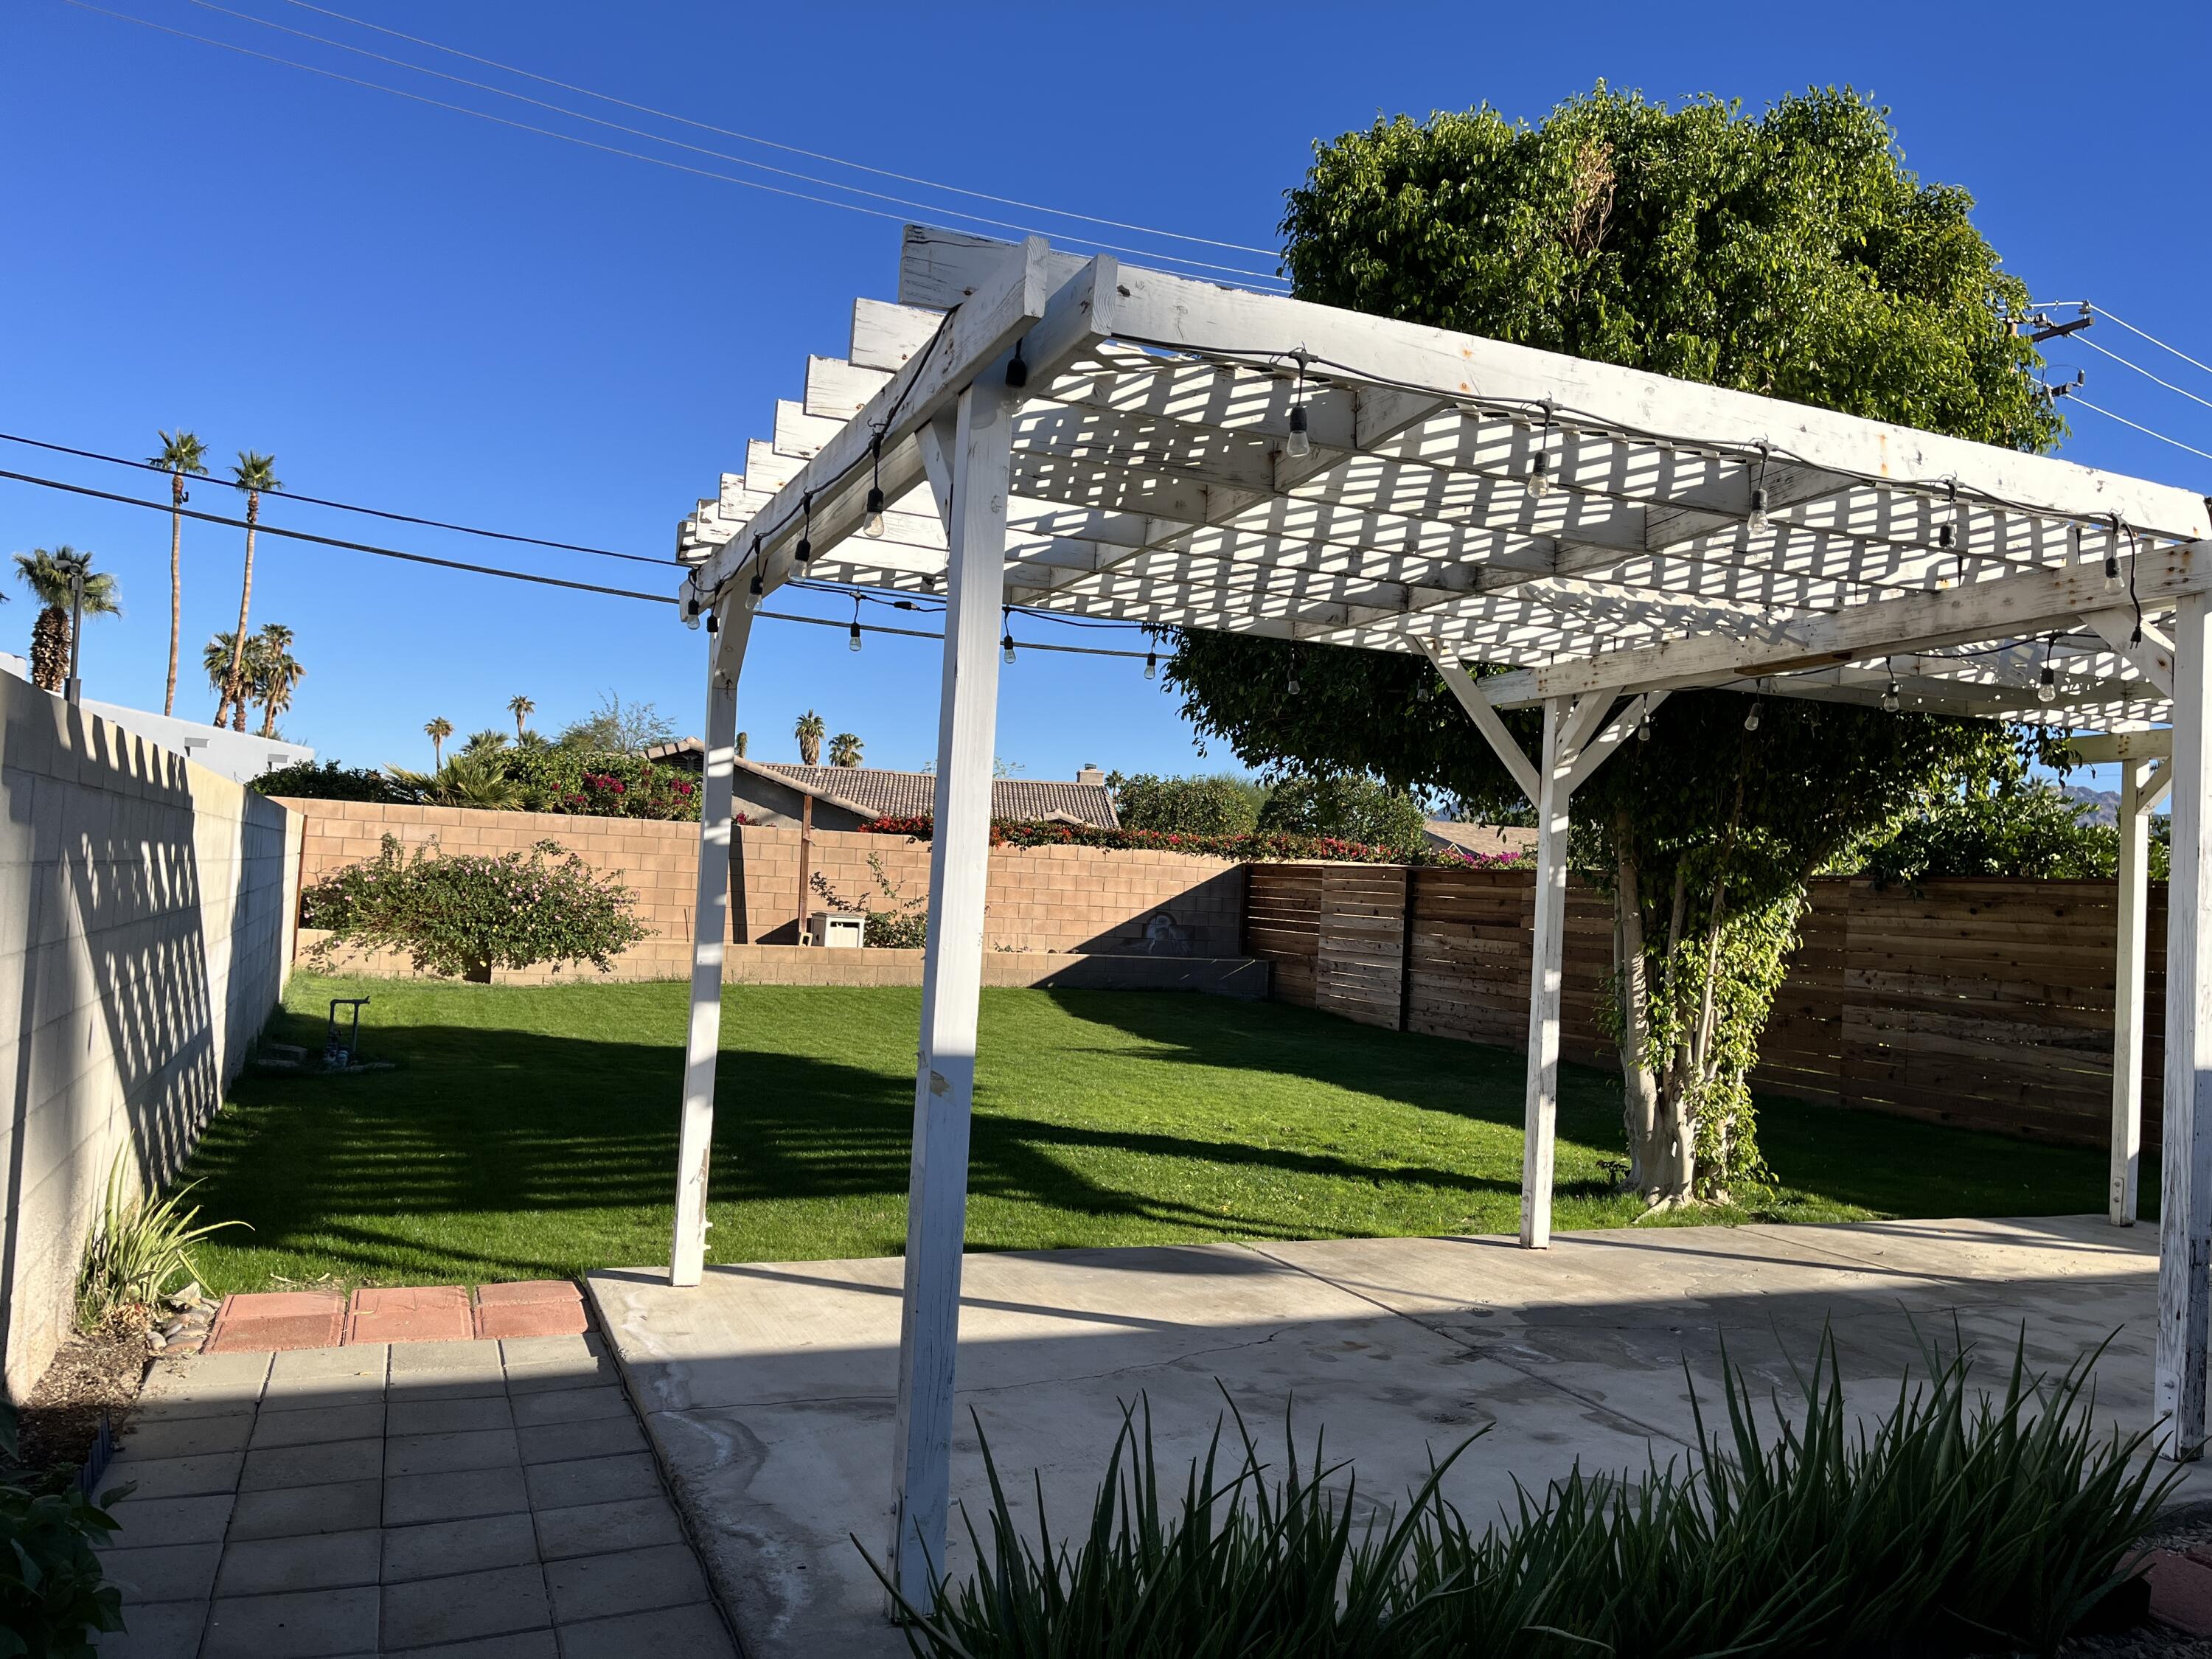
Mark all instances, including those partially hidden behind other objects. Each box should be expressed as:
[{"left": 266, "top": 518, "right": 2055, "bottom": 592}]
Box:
[
  {"left": 1, "top": 676, "right": 300, "bottom": 1399},
  {"left": 274, "top": 801, "right": 1246, "bottom": 981}
]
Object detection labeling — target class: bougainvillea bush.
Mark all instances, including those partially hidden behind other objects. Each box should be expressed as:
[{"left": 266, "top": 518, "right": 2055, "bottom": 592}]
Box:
[
  {"left": 303, "top": 835, "right": 650, "bottom": 981},
  {"left": 498, "top": 749, "right": 701, "bottom": 820},
  {"left": 856, "top": 816, "right": 1478, "bottom": 865}
]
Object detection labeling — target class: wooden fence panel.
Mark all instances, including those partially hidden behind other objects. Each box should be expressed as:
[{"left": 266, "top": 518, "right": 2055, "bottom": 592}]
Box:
[{"left": 1248, "top": 865, "right": 2160, "bottom": 1150}]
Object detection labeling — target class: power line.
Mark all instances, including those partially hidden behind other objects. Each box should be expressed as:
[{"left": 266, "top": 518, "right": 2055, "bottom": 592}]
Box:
[
  {"left": 2076, "top": 336, "right": 2212, "bottom": 416},
  {"left": 0, "top": 431, "right": 672, "bottom": 566},
  {"left": 61, "top": 0, "right": 1287, "bottom": 288},
  {"left": 0, "top": 466, "right": 678, "bottom": 602},
  {"left": 0, "top": 464, "right": 1154, "bottom": 659},
  {"left": 268, "top": 0, "right": 1281, "bottom": 262},
  {"left": 2070, "top": 398, "right": 2212, "bottom": 465},
  {"left": 178, "top": 0, "right": 1283, "bottom": 284},
  {"left": 2029, "top": 301, "right": 2212, "bottom": 382}
]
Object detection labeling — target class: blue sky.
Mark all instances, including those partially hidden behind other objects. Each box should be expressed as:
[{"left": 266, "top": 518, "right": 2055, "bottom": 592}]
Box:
[{"left": 4, "top": 0, "right": 2208, "bottom": 789}]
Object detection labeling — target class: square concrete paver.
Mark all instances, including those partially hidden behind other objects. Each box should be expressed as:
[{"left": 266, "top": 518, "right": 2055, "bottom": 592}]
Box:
[
  {"left": 97, "top": 1332, "right": 733, "bottom": 1655},
  {"left": 206, "top": 1293, "right": 345, "bottom": 1354},
  {"left": 349, "top": 1286, "right": 474, "bottom": 1346}
]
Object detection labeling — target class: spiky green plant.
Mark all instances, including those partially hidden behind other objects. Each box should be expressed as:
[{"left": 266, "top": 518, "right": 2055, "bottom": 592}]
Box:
[
  {"left": 76, "top": 1151, "right": 245, "bottom": 1325},
  {"left": 873, "top": 1330, "right": 2175, "bottom": 1659}
]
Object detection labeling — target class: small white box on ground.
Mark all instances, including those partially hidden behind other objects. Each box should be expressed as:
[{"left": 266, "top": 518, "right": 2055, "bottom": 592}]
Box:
[{"left": 809, "top": 911, "right": 866, "bottom": 948}]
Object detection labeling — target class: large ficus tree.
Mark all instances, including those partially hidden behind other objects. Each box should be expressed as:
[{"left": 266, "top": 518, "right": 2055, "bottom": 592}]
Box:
[{"left": 1168, "top": 86, "right": 2056, "bottom": 1204}]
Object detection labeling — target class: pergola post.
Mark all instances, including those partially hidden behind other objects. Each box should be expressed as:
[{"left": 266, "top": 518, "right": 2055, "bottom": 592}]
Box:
[
  {"left": 1522, "top": 696, "right": 1573, "bottom": 1248},
  {"left": 888, "top": 383, "right": 1013, "bottom": 1608},
  {"left": 669, "top": 601, "right": 754, "bottom": 1286},
  {"left": 2111, "top": 754, "right": 2164, "bottom": 1224},
  {"left": 2158, "top": 590, "right": 2212, "bottom": 1456}
]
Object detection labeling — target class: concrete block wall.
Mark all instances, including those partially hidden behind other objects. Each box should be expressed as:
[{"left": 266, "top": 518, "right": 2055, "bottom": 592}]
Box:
[
  {"left": 276, "top": 801, "right": 1247, "bottom": 979},
  {"left": 2, "top": 675, "right": 299, "bottom": 1399}
]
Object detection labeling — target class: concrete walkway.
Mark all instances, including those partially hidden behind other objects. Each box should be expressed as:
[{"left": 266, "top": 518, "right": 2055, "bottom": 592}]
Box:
[
  {"left": 588, "top": 1214, "right": 2202, "bottom": 1658},
  {"left": 94, "top": 1331, "right": 737, "bottom": 1657}
]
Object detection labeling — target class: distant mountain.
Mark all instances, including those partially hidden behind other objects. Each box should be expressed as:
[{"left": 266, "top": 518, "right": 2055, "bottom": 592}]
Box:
[{"left": 2065, "top": 784, "right": 2120, "bottom": 827}]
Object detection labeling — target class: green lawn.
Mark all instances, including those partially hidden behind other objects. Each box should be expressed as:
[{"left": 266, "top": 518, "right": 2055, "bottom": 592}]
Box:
[{"left": 179, "top": 973, "right": 2110, "bottom": 1293}]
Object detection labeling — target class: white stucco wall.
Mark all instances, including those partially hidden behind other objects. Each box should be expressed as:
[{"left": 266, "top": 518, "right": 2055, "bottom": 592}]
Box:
[
  {"left": 0, "top": 654, "right": 313, "bottom": 785},
  {"left": 0, "top": 672, "right": 300, "bottom": 1399}
]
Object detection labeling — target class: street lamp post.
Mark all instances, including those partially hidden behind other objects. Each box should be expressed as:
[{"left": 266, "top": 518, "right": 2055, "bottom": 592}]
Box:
[{"left": 63, "top": 560, "right": 85, "bottom": 708}]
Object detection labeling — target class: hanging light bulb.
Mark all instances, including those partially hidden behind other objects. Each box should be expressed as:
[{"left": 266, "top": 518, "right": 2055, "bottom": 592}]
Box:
[
  {"left": 1004, "top": 338, "right": 1029, "bottom": 389},
  {"left": 863, "top": 434, "right": 887, "bottom": 536},
  {"left": 2037, "top": 666, "right": 2057, "bottom": 703},
  {"left": 1144, "top": 649, "right": 1158, "bottom": 681},
  {"left": 1637, "top": 713, "right": 1652, "bottom": 742},
  {"left": 1527, "top": 451, "right": 1551, "bottom": 501},
  {"left": 683, "top": 598, "right": 700, "bottom": 631},
  {"left": 849, "top": 598, "right": 863, "bottom": 653},
  {"left": 1286, "top": 647, "right": 1300, "bottom": 697},
  {"left": 2102, "top": 519, "right": 2124, "bottom": 590},
  {"left": 1002, "top": 631, "right": 1017, "bottom": 665},
  {"left": 1746, "top": 486, "right": 1770, "bottom": 535},
  {"left": 1002, "top": 608, "right": 1016, "bottom": 664},
  {"left": 1743, "top": 700, "right": 1761, "bottom": 733},
  {"left": 796, "top": 492, "right": 814, "bottom": 564},
  {"left": 1881, "top": 664, "right": 1902, "bottom": 714},
  {"left": 706, "top": 611, "right": 719, "bottom": 636},
  {"left": 1284, "top": 349, "right": 1312, "bottom": 459},
  {"left": 745, "top": 571, "right": 762, "bottom": 612}
]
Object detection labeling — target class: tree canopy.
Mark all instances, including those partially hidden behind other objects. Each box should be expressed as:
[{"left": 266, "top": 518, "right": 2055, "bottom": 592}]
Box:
[{"left": 1168, "top": 85, "right": 2057, "bottom": 1203}]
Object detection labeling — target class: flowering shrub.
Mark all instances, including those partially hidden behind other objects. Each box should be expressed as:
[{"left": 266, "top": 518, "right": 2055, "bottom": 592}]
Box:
[
  {"left": 303, "top": 834, "right": 650, "bottom": 981},
  {"left": 1439, "top": 844, "right": 1536, "bottom": 870},
  {"left": 501, "top": 751, "right": 700, "bottom": 820},
  {"left": 858, "top": 815, "right": 1452, "bottom": 864}
]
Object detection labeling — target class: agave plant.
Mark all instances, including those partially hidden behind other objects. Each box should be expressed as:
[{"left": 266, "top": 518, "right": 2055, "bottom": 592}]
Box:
[{"left": 77, "top": 1151, "right": 245, "bottom": 1325}]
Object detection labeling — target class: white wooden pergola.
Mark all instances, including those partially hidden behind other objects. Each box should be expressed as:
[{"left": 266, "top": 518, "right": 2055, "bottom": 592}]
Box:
[{"left": 669, "top": 225, "right": 2212, "bottom": 1608}]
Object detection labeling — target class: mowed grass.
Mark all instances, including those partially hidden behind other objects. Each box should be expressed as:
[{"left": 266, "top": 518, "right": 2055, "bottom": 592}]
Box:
[{"left": 180, "top": 973, "right": 2109, "bottom": 1293}]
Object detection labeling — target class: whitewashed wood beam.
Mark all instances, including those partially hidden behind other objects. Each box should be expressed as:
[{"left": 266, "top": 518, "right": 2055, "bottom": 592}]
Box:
[
  {"left": 2113, "top": 753, "right": 2158, "bottom": 1226},
  {"left": 2158, "top": 590, "right": 2212, "bottom": 1459},
  {"left": 1521, "top": 697, "right": 1573, "bottom": 1249},
  {"left": 1478, "top": 541, "right": 2211, "bottom": 706},
  {"left": 2083, "top": 608, "right": 2179, "bottom": 697},
  {"left": 669, "top": 599, "right": 754, "bottom": 1286},
  {"left": 890, "top": 378, "right": 1015, "bottom": 1607},
  {"left": 2075, "top": 730, "right": 2174, "bottom": 762},
  {"left": 1419, "top": 639, "right": 1540, "bottom": 803}
]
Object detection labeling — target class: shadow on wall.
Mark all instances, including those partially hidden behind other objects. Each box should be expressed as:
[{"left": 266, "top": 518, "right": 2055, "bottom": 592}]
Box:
[{"left": 0, "top": 677, "right": 296, "bottom": 1399}]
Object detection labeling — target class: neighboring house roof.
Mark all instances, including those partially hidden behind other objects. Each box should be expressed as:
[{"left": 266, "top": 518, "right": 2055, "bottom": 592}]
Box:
[
  {"left": 0, "top": 652, "right": 315, "bottom": 785},
  {"left": 643, "top": 740, "right": 1120, "bottom": 827},
  {"left": 1424, "top": 819, "right": 1537, "bottom": 859}
]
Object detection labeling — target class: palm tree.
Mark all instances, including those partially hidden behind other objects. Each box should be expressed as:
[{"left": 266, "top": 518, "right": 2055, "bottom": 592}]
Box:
[
  {"left": 150, "top": 429, "right": 208, "bottom": 716},
  {"left": 507, "top": 694, "right": 535, "bottom": 741},
  {"left": 829, "top": 731, "right": 863, "bottom": 768},
  {"left": 220, "top": 451, "right": 280, "bottom": 728},
  {"left": 204, "top": 631, "right": 241, "bottom": 708},
  {"left": 735, "top": 731, "right": 748, "bottom": 759},
  {"left": 794, "top": 709, "right": 826, "bottom": 766},
  {"left": 425, "top": 716, "right": 453, "bottom": 768},
  {"left": 461, "top": 728, "right": 509, "bottom": 758},
  {"left": 14, "top": 546, "right": 120, "bottom": 693},
  {"left": 248, "top": 622, "right": 303, "bottom": 737}
]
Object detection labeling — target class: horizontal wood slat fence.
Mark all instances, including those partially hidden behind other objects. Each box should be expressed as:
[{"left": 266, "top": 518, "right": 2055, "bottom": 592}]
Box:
[{"left": 1244, "top": 866, "right": 2161, "bottom": 1149}]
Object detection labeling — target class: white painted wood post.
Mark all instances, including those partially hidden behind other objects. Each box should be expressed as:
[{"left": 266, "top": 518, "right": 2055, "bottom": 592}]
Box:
[
  {"left": 1521, "top": 695, "right": 1571, "bottom": 1249},
  {"left": 670, "top": 602, "right": 754, "bottom": 1286},
  {"left": 2158, "top": 591, "right": 2212, "bottom": 1458},
  {"left": 2112, "top": 756, "right": 2156, "bottom": 1225},
  {"left": 888, "top": 379, "right": 1013, "bottom": 1608}
]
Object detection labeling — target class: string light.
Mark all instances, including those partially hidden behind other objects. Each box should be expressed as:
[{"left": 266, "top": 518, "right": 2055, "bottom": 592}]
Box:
[
  {"left": 1527, "top": 403, "right": 1554, "bottom": 501},
  {"left": 1144, "top": 648, "right": 1157, "bottom": 680},
  {"left": 1637, "top": 712, "right": 1652, "bottom": 742},
  {"left": 1004, "top": 337, "right": 1029, "bottom": 390},
  {"left": 743, "top": 538, "right": 764, "bottom": 611},
  {"left": 795, "top": 490, "right": 814, "bottom": 563},
  {"left": 1286, "top": 645, "right": 1300, "bottom": 697},
  {"left": 2037, "top": 632, "right": 2060, "bottom": 703},
  {"left": 1746, "top": 444, "right": 1771, "bottom": 534},
  {"left": 1002, "top": 608, "right": 1017, "bottom": 664},
  {"left": 683, "top": 597, "right": 700, "bottom": 630},
  {"left": 863, "top": 432, "right": 886, "bottom": 538},
  {"left": 1284, "top": 349, "right": 1312, "bottom": 459},
  {"left": 704, "top": 610, "right": 718, "bottom": 636},
  {"left": 2104, "top": 515, "right": 2123, "bottom": 591},
  {"left": 1743, "top": 699, "right": 1761, "bottom": 733},
  {"left": 849, "top": 594, "right": 863, "bottom": 652},
  {"left": 1882, "top": 659, "right": 1902, "bottom": 713}
]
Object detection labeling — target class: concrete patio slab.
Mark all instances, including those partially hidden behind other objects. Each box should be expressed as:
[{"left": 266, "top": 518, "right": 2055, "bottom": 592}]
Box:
[{"left": 587, "top": 1215, "right": 2207, "bottom": 1659}]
